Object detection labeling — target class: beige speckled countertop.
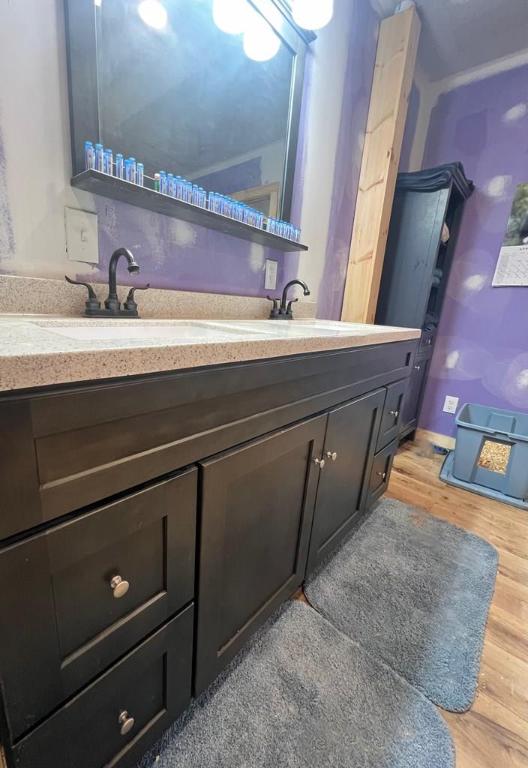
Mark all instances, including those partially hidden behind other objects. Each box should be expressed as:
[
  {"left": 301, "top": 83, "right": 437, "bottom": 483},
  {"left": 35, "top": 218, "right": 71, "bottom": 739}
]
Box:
[{"left": 0, "top": 315, "right": 420, "bottom": 393}]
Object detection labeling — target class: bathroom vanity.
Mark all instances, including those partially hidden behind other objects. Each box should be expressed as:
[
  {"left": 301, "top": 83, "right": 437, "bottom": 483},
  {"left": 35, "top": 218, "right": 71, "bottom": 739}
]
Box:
[{"left": 0, "top": 317, "right": 419, "bottom": 768}]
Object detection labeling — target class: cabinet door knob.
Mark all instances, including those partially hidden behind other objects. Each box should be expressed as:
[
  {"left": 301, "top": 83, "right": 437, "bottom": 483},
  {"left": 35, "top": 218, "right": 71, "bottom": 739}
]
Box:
[
  {"left": 118, "top": 710, "right": 135, "bottom": 736},
  {"left": 414, "top": 365, "right": 421, "bottom": 371},
  {"left": 376, "top": 471, "right": 387, "bottom": 480},
  {"left": 110, "top": 574, "right": 130, "bottom": 599},
  {"left": 314, "top": 457, "right": 326, "bottom": 469},
  {"left": 326, "top": 451, "right": 338, "bottom": 461},
  {"left": 389, "top": 409, "right": 400, "bottom": 418}
]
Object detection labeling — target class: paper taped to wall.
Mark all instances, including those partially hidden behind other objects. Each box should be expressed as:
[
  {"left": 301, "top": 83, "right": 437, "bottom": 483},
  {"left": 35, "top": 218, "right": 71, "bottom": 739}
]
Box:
[{"left": 493, "top": 182, "right": 528, "bottom": 287}]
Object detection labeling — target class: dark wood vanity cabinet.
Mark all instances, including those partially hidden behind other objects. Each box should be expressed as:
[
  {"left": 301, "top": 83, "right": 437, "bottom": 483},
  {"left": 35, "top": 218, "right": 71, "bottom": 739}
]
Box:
[{"left": 0, "top": 340, "right": 416, "bottom": 768}]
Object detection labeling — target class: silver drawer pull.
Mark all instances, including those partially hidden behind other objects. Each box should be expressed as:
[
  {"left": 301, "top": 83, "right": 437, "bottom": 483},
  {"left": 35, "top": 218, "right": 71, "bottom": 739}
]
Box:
[
  {"left": 376, "top": 471, "right": 387, "bottom": 480},
  {"left": 314, "top": 457, "right": 326, "bottom": 469},
  {"left": 326, "top": 451, "right": 338, "bottom": 461},
  {"left": 118, "top": 710, "right": 135, "bottom": 736},
  {"left": 414, "top": 365, "right": 421, "bottom": 371},
  {"left": 389, "top": 410, "right": 399, "bottom": 418},
  {"left": 110, "top": 574, "right": 130, "bottom": 599}
]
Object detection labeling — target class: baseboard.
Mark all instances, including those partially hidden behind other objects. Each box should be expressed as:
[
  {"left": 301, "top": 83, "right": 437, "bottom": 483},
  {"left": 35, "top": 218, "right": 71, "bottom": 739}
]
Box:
[{"left": 414, "top": 428, "right": 456, "bottom": 451}]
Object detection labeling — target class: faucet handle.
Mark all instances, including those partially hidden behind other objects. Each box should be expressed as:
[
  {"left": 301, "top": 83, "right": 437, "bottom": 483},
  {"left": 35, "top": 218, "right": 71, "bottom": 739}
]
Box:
[
  {"left": 285, "top": 298, "right": 298, "bottom": 318},
  {"left": 124, "top": 283, "right": 150, "bottom": 313},
  {"left": 267, "top": 296, "right": 281, "bottom": 319},
  {"left": 65, "top": 275, "right": 101, "bottom": 312}
]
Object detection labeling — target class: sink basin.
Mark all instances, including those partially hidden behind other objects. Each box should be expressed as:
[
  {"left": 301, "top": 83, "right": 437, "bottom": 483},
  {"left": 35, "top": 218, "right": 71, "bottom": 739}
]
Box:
[
  {"left": 39, "top": 322, "right": 259, "bottom": 343},
  {"left": 34, "top": 318, "right": 378, "bottom": 345},
  {"left": 203, "top": 320, "right": 369, "bottom": 337}
]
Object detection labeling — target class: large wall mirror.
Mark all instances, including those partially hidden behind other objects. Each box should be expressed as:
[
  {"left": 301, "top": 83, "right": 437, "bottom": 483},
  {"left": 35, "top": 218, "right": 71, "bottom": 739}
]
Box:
[{"left": 65, "top": 0, "right": 313, "bottom": 220}]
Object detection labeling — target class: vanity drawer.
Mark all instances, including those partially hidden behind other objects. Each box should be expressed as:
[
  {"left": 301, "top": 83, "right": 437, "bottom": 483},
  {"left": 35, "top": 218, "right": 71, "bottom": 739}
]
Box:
[
  {"left": 0, "top": 468, "right": 196, "bottom": 739},
  {"left": 367, "top": 440, "right": 398, "bottom": 506},
  {"left": 11, "top": 606, "right": 193, "bottom": 768},
  {"left": 376, "top": 379, "right": 407, "bottom": 450}
]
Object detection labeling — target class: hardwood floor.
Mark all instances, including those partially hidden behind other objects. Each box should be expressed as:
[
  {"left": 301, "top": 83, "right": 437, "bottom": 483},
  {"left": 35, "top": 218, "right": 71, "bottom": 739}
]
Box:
[{"left": 388, "top": 440, "right": 528, "bottom": 768}]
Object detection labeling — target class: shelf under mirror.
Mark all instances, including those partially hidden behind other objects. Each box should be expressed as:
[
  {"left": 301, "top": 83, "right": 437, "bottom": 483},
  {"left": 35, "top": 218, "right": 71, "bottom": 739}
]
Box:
[{"left": 71, "top": 171, "right": 308, "bottom": 253}]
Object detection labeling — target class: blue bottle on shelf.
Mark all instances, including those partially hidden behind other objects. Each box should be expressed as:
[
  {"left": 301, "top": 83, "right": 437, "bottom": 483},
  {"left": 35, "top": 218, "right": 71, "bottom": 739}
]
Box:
[
  {"left": 115, "top": 153, "right": 124, "bottom": 179},
  {"left": 103, "top": 148, "right": 113, "bottom": 175},
  {"left": 95, "top": 143, "right": 104, "bottom": 172},
  {"left": 84, "top": 141, "right": 95, "bottom": 170}
]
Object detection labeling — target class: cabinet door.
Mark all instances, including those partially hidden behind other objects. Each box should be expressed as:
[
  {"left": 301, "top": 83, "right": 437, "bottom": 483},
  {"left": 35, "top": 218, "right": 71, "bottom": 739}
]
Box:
[
  {"left": 306, "top": 389, "right": 386, "bottom": 575},
  {"left": 195, "top": 415, "right": 326, "bottom": 694},
  {"left": 400, "top": 356, "right": 430, "bottom": 435}
]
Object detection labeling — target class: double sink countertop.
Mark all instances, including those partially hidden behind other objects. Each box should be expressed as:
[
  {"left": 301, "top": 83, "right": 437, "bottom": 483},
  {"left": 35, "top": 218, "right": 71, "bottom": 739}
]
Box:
[{"left": 0, "top": 315, "right": 421, "bottom": 392}]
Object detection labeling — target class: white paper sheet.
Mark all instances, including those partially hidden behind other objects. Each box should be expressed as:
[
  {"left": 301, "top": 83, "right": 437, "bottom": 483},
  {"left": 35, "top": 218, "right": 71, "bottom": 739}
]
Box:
[
  {"left": 492, "top": 182, "right": 528, "bottom": 287},
  {"left": 492, "top": 244, "right": 528, "bottom": 287}
]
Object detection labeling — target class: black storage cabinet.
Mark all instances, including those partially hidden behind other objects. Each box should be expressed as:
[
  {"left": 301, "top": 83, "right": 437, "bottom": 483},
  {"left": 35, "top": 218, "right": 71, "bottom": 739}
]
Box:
[{"left": 376, "top": 162, "right": 474, "bottom": 438}]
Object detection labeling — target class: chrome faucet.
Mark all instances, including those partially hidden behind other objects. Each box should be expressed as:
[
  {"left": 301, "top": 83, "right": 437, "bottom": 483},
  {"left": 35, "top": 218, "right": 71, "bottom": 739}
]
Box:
[
  {"left": 65, "top": 247, "right": 148, "bottom": 317},
  {"left": 268, "top": 279, "right": 310, "bottom": 320}
]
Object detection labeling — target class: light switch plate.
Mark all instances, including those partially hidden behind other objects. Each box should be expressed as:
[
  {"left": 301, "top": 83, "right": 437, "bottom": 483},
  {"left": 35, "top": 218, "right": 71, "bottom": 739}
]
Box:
[
  {"left": 443, "top": 395, "right": 459, "bottom": 414},
  {"left": 264, "top": 259, "right": 278, "bottom": 291},
  {"left": 65, "top": 207, "right": 99, "bottom": 264}
]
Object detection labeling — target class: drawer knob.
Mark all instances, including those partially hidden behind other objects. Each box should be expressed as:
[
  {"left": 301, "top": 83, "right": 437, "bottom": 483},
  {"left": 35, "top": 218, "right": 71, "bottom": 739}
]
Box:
[
  {"left": 414, "top": 365, "right": 421, "bottom": 371},
  {"left": 110, "top": 574, "right": 130, "bottom": 599},
  {"left": 376, "top": 471, "right": 387, "bottom": 480},
  {"left": 389, "top": 410, "right": 400, "bottom": 418},
  {"left": 326, "top": 451, "right": 338, "bottom": 461},
  {"left": 314, "top": 457, "right": 326, "bottom": 469},
  {"left": 118, "top": 710, "right": 135, "bottom": 736}
]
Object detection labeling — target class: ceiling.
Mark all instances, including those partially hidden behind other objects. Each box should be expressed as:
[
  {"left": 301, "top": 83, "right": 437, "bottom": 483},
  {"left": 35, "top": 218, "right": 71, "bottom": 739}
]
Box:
[{"left": 370, "top": 0, "right": 528, "bottom": 80}]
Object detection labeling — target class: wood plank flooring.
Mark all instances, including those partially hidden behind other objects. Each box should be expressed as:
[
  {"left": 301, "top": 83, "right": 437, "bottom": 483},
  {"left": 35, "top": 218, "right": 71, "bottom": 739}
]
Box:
[{"left": 388, "top": 440, "right": 528, "bottom": 768}]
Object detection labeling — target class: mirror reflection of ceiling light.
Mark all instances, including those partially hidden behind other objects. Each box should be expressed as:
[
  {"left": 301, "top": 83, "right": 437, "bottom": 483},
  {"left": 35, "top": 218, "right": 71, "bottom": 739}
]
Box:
[
  {"left": 291, "top": 0, "right": 334, "bottom": 30},
  {"left": 138, "top": 0, "right": 168, "bottom": 31},
  {"left": 243, "top": 8, "right": 281, "bottom": 62},
  {"left": 212, "top": 0, "right": 250, "bottom": 35}
]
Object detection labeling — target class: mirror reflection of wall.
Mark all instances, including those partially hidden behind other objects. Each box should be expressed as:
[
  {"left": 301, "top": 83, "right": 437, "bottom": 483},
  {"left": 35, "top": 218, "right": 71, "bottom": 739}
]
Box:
[{"left": 97, "top": 0, "right": 294, "bottom": 214}]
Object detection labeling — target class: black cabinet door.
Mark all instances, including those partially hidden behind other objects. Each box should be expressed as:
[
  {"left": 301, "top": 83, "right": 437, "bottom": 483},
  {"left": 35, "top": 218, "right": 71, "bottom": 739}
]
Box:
[
  {"left": 195, "top": 415, "right": 326, "bottom": 694},
  {"left": 306, "top": 389, "right": 386, "bottom": 575},
  {"left": 400, "top": 356, "right": 430, "bottom": 435}
]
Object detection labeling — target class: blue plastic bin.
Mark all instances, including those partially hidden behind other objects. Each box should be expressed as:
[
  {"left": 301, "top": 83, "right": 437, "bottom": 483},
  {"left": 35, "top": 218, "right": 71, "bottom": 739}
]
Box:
[{"left": 452, "top": 403, "right": 528, "bottom": 502}]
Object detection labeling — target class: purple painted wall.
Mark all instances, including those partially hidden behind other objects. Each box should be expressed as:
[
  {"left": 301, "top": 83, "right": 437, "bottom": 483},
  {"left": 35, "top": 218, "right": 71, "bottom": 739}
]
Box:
[
  {"left": 419, "top": 64, "right": 528, "bottom": 436},
  {"left": 87, "top": 196, "right": 287, "bottom": 298},
  {"left": 316, "top": 0, "right": 379, "bottom": 319}
]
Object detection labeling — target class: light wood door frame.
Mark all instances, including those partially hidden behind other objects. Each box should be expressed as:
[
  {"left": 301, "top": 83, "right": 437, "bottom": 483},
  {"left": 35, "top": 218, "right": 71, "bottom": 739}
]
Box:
[{"left": 341, "top": 6, "right": 420, "bottom": 323}]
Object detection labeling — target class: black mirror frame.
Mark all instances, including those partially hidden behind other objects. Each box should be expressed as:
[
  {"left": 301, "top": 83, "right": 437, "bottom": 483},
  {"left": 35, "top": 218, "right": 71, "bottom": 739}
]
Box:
[{"left": 64, "top": 0, "right": 314, "bottom": 221}]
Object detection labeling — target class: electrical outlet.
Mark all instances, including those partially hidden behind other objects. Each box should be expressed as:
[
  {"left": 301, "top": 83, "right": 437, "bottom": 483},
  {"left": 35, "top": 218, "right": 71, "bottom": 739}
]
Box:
[
  {"left": 264, "top": 259, "right": 278, "bottom": 291},
  {"left": 443, "top": 395, "right": 459, "bottom": 414},
  {"left": 65, "top": 207, "right": 99, "bottom": 264}
]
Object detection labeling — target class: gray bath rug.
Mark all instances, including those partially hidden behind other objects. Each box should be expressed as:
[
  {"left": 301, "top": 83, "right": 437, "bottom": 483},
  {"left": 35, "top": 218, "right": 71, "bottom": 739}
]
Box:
[
  {"left": 139, "top": 601, "right": 454, "bottom": 768},
  {"left": 305, "top": 497, "right": 498, "bottom": 712}
]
